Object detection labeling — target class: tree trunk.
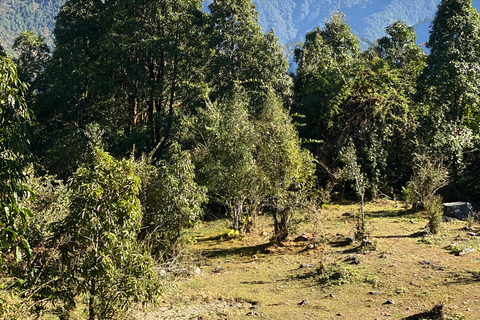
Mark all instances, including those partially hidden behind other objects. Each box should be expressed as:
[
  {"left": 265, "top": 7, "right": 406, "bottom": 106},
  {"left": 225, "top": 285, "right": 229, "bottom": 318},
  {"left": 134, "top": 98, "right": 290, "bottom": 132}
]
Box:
[{"left": 89, "top": 277, "right": 96, "bottom": 320}]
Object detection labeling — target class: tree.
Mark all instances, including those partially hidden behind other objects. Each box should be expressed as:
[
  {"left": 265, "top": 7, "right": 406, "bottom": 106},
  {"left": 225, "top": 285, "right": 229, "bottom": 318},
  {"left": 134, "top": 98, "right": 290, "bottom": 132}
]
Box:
[
  {"left": 0, "top": 56, "right": 34, "bottom": 267},
  {"left": 194, "top": 88, "right": 260, "bottom": 231},
  {"left": 418, "top": 0, "right": 480, "bottom": 177},
  {"left": 294, "top": 13, "right": 415, "bottom": 195},
  {"left": 137, "top": 143, "right": 207, "bottom": 258},
  {"left": 54, "top": 149, "right": 158, "bottom": 319},
  {"left": 208, "top": 0, "right": 290, "bottom": 108},
  {"left": 35, "top": 0, "right": 208, "bottom": 176},
  {"left": 12, "top": 31, "right": 50, "bottom": 87},
  {"left": 371, "top": 20, "right": 426, "bottom": 95},
  {"left": 255, "top": 91, "right": 316, "bottom": 238}
]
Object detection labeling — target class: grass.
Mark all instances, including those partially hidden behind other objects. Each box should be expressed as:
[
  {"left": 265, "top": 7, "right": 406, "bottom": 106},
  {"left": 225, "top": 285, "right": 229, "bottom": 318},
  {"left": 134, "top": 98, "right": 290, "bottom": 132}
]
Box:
[{"left": 138, "top": 200, "right": 480, "bottom": 320}]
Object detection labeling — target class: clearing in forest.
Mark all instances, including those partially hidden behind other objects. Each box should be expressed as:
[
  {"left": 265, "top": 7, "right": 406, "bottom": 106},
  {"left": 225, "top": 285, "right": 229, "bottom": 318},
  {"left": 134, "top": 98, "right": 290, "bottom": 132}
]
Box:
[{"left": 139, "top": 200, "right": 480, "bottom": 320}]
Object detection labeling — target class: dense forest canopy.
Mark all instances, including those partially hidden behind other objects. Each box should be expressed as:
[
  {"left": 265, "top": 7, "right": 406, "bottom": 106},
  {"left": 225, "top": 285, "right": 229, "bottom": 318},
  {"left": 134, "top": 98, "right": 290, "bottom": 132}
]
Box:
[{"left": 1, "top": 0, "right": 480, "bottom": 318}]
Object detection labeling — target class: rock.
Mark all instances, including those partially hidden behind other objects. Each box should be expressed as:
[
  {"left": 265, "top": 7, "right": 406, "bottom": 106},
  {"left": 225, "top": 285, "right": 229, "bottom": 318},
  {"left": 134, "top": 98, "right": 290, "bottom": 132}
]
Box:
[
  {"left": 192, "top": 266, "right": 202, "bottom": 275},
  {"left": 158, "top": 269, "right": 167, "bottom": 277},
  {"left": 442, "top": 202, "right": 474, "bottom": 221},
  {"left": 443, "top": 216, "right": 459, "bottom": 222},
  {"left": 294, "top": 234, "right": 310, "bottom": 242},
  {"left": 246, "top": 311, "right": 264, "bottom": 317},
  {"left": 298, "top": 300, "right": 309, "bottom": 306},
  {"left": 299, "top": 263, "right": 315, "bottom": 269},
  {"left": 252, "top": 255, "right": 259, "bottom": 260},
  {"left": 458, "top": 248, "right": 475, "bottom": 256},
  {"left": 346, "top": 236, "right": 355, "bottom": 244},
  {"left": 344, "top": 255, "right": 360, "bottom": 265},
  {"left": 213, "top": 266, "right": 226, "bottom": 273},
  {"left": 384, "top": 299, "right": 395, "bottom": 305},
  {"left": 369, "top": 291, "right": 382, "bottom": 295},
  {"left": 342, "top": 212, "right": 354, "bottom": 217},
  {"left": 306, "top": 243, "right": 314, "bottom": 250},
  {"left": 467, "top": 232, "right": 477, "bottom": 237}
]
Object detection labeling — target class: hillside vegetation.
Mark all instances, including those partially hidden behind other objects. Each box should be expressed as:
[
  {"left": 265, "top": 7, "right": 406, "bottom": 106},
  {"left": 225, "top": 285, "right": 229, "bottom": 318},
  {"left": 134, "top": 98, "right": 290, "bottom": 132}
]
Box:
[
  {"left": 2, "top": 0, "right": 480, "bottom": 319},
  {"left": 0, "top": 0, "right": 63, "bottom": 51}
]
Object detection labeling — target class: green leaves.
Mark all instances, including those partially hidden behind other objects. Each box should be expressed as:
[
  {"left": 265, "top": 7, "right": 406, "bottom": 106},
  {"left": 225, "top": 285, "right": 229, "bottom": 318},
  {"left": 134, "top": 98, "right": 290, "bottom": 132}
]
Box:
[
  {"left": 0, "top": 56, "right": 34, "bottom": 266},
  {"left": 55, "top": 148, "right": 158, "bottom": 319}
]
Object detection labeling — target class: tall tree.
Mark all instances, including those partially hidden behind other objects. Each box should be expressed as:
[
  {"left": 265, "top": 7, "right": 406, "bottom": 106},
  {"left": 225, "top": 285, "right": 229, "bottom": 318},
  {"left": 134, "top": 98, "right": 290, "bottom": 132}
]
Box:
[
  {"left": 208, "top": 0, "right": 290, "bottom": 108},
  {"left": 55, "top": 148, "right": 158, "bottom": 319},
  {"left": 12, "top": 31, "right": 51, "bottom": 88},
  {"left": 35, "top": 0, "right": 207, "bottom": 176},
  {"left": 418, "top": 0, "right": 480, "bottom": 176}
]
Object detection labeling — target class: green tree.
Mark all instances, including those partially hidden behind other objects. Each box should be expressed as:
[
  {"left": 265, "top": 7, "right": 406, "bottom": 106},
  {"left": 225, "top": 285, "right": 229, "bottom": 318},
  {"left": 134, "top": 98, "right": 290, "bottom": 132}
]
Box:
[
  {"left": 194, "top": 88, "right": 260, "bottom": 231},
  {"left": 294, "top": 13, "right": 416, "bottom": 195},
  {"left": 208, "top": 0, "right": 290, "bottom": 108},
  {"left": 137, "top": 143, "right": 207, "bottom": 258},
  {"left": 36, "top": 0, "right": 208, "bottom": 176},
  {"left": 418, "top": 0, "right": 480, "bottom": 178},
  {"left": 0, "top": 56, "right": 34, "bottom": 267},
  {"left": 255, "top": 91, "right": 316, "bottom": 238},
  {"left": 371, "top": 20, "right": 426, "bottom": 93},
  {"left": 12, "top": 31, "right": 50, "bottom": 87},
  {"left": 54, "top": 149, "right": 158, "bottom": 319}
]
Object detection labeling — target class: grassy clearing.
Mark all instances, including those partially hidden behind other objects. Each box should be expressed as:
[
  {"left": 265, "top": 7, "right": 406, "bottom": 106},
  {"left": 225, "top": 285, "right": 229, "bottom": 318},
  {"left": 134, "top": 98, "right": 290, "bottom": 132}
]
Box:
[{"left": 139, "top": 200, "right": 480, "bottom": 320}]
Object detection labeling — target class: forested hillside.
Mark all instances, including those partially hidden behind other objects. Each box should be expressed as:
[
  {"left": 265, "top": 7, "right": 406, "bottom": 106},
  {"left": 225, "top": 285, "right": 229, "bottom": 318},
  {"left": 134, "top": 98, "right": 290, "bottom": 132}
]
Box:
[
  {"left": 2, "top": 0, "right": 480, "bottom": 52},
  {"left": 2, "top": 0, "right": 480, "bottom": 319},
  {"left": 0, "top": 0, "right": 63, "bottom": 51}
]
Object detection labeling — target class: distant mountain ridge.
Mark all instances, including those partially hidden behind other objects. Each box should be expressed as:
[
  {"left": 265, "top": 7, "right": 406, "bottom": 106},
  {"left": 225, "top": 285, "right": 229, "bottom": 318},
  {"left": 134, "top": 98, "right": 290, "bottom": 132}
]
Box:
[
  {"left": 1, "top": 0, "right": 480, "bottom": 53},
  {"left": 205, "top": 0, "right": 480, "bottom": 47}
]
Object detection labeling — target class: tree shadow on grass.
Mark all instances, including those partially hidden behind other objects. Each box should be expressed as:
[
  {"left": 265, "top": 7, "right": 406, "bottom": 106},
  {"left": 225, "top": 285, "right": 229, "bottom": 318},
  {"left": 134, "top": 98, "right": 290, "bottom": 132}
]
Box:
[
  {"left": 366, "top": 208, "right": 416, "bottom": 218},
  {"left": 402, "top": 303, "right": 445, "bottom": 320},
  {"left": 199, "top": 242, "right": 272, "bottom": 258},
  {"left": 441, "top": 270, "right": 480, "bottom": 286}
]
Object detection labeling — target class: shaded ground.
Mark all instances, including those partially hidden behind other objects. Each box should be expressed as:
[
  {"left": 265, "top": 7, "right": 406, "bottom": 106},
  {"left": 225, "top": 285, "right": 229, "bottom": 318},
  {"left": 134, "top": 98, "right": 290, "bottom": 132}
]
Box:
[{"left": 137, "top": 200, "right": 480, "bottom": 319}]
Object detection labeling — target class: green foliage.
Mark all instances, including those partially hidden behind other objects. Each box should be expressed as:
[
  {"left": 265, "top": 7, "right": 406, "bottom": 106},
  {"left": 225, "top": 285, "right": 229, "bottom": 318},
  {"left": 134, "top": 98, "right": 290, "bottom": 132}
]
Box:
[
  {"left": 208, "top": 0, "right": 290, "bottom": 107},
  {"left": 54, "top": 148, "right": 159, "bottom": 319},
  {"left": 424, "top": 194, "right": 444, "bottom": 234},
  {"left": 404, "top": 154, "right": 449, "bottom": 208},
  {"left": 256, "top": 91, "right": 315, "bottom": 238},
  {"left": 340, "top": 141, "right": 368, "bottom": 237},
  {"left": 418, "top": 0, "right": 480, "bottom": 180},
  {"left": 316, "top": 261, "right": 358, "bottom": 286},
  {"left": 194, "top": 88, "right": 260, "bottom": 231},
  {"left": 137, "top": 143, "right": 207, "bottom": 258},
  {"left": 12, "top": 31, "right": 50, "bottom": 87},
  {"left": 0, "top": 56, "right": 34, "bottom": 267},
  {"left": 294, "top": 13, "right": 418, "bottom": 196}
]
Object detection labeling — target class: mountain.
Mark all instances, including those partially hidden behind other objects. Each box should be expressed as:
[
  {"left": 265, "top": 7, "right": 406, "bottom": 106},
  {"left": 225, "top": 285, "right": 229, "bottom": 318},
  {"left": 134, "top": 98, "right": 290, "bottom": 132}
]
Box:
[
  {"left": 0, "top": 0, "right": 64, "bottom": 52},
  {"left": 1, "top": 0, "right": 480, "bottom": 53},
  {"left": 205, "top": 0, "right": 480, "bottom": 48}
]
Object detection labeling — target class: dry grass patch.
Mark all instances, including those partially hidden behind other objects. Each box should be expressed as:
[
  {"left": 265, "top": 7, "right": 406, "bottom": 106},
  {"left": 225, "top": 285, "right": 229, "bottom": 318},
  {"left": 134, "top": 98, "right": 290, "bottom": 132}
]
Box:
[{"left": 139, "top": 200, "right": 480, "bottom": 320}]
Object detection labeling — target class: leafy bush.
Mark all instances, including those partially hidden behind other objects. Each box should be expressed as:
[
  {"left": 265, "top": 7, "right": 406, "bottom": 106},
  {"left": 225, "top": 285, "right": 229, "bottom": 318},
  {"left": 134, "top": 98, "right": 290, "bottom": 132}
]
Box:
[
  {"left": 137, "top": 143, "right": 207, "bottom": 259},
  {"left": 404, "top": 154, "right": 448, "bottom": 208},
  {"left": 424, "top": 194, "right": 444, "bottom": 234},
  {"left": 316, "top": 262, "right": 358, "bottom": 286},
  {"left": 53, "top": 148, "right": 159, "bottom": 319}
]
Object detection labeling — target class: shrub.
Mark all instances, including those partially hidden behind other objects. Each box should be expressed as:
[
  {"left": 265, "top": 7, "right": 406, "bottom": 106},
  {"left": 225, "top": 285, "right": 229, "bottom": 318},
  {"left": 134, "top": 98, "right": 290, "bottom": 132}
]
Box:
[
  {"left": 316, "top": 261, "right": 358, "bottom": 285},
  {"left": 424, "top": 194, "right": 444, "bottom": 234}
]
